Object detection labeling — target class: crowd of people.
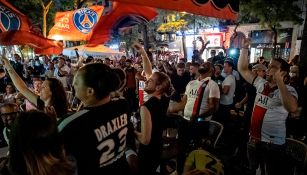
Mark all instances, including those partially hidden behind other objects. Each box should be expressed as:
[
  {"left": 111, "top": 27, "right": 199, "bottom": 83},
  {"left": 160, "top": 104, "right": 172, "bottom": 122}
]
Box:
[{"left": 0, "top": 38, "right": 304, "bottom": 175}]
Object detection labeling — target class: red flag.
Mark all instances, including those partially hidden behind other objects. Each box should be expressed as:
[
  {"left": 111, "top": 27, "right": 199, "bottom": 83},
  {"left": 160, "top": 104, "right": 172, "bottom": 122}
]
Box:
[
  {"left": 0, "top": 0, "right": 31, "bottom": 32},
  {"left": 109, "top": 0, "right": 238, "bottom": 20},
  {"left": 48, "top": 6, "right": 104, "bottom": 41},
  {"left": 0, "top": 0, "right": 63, "bottom": 55},
  {"left": 88, "top": 2, "right": 157, "bottom": 45},
  {"left": 0, "top": 31, "right": 63, "bottom": 54}
]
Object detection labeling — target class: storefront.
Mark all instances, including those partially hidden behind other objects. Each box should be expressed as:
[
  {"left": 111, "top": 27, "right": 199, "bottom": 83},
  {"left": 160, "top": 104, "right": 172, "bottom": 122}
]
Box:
[
  {"left": 249, "top": 28, "right": 293, "bottom": 62},
  {"left": 200, "top": 32, "right": 225, "bottom": 61},
  {"left": 227, "top": 22, "right": 299, "bottom": 63}
]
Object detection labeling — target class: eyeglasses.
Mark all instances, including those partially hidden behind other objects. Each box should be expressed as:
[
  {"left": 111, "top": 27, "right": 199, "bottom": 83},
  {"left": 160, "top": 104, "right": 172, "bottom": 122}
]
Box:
[{"left": 1, "top": 112, "right": 18, "bottom": 118}]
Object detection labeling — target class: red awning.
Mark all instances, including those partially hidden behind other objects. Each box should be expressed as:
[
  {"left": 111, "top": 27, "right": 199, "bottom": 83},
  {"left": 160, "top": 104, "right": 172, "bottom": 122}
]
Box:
[
  {"left": 109, "top": 0, "right": 238, "bottom": 20},
  {"left": 88, "top": 2, "right": 157, "bottom": 45}
]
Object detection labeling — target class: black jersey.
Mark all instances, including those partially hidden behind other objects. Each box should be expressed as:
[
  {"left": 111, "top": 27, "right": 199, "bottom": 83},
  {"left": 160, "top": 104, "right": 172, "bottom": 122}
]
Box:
[
  {"left": 138, "top": 96, "right": 164, "bottom": 174},
  {"left": 58, "top": 98, "right": 131, "bottom": 175}
]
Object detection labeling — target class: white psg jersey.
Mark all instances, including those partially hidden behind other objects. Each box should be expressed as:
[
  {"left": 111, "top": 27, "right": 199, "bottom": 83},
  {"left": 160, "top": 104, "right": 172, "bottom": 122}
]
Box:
[
  {"left": 184, "top": 77, "right": 220, "bottom": 120},
  {"left": 138, "top": 80, "right": 149, "bottom": 106},
  {"left": 251, "top": 77, "right": 298, "bottom": 145}
]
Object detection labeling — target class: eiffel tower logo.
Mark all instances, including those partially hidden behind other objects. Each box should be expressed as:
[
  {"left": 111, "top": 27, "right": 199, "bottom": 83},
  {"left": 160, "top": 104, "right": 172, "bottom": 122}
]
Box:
[{"left": 80, "top": 14, "right": 93, "bottom": 29}]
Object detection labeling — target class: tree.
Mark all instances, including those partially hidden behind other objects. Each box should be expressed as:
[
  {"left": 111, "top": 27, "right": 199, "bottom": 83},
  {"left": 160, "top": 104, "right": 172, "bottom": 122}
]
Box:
[
  {"left": 39, "top": 0, "right": 53, "bottom": 37},
  {"left": 240, "top": 0, "right": 303, "bottom": 56},
  {"left": 107, "top": 25, "right": 140, "bottom": 57},
  {"left": 8, "top": 0, "right": 75, "bottom": 37}
]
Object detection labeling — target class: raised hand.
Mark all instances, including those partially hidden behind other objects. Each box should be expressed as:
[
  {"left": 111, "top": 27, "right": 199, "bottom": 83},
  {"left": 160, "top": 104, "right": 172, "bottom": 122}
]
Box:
[
  {"left": 132, "top": 42, "right": 145, "bottom": 53},
  {"left": 0, "top": 55, "right": 10, "bottom": 67},
  {"left": 273, "top": 70, "right": 285, "bottom": 83},
  {"left": 44, "top": 106, "right": 57, "bottom": 119},
  {"left": 241, "top": 38, "right": 251, "bottom": 49}
]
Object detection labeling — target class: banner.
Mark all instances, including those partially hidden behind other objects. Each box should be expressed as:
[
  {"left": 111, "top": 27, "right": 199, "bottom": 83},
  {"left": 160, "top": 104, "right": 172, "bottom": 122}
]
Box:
[
  {"left": 0, "top": 0, "right": 63, "bottom": 55},
  {"left": 88, "top": 2, "right": 157, "bottom": 45},
  {"left": 48, "top": 6, "right": 104, "bottom": 41},
  {"left": 109, "top": 0, "right": 238, "bottom": 20}
]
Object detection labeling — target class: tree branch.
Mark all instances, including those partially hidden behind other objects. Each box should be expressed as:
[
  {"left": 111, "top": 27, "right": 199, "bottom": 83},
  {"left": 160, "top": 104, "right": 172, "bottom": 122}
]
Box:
[
  {"left": 39, "top": 0, "right": 45, "bottom": 8},
  {"left": 45, "top": 0, "right": 53, "bottom": 13},
  {"left": 46, "top": 0, "right": 53, "bottom": 10}
]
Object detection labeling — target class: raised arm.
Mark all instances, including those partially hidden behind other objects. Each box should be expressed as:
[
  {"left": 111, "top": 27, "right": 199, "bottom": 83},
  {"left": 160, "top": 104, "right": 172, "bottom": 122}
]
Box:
[
  {"left": 134, "top": 105, "right": 152, "bottom": 145},
  {"left": 132, "top": 43, "right": 152, "bottom": 79},
  {"left": 0, "top": 56, "right": 39, "bottom": 106},
  {"left": 199, "top": 38, "right": 210, "bottom": 55},
  {"left": 274, "top": 70, "right": 298, "bottom": 113},
  {"left": 238, "top": 38, "right": 256, "bottom": 84}
]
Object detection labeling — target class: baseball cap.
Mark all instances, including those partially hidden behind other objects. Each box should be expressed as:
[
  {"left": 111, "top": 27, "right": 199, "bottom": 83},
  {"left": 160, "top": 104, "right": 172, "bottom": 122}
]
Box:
[{"left": 252, "top": 64, "right": 267, "bottom": 71}]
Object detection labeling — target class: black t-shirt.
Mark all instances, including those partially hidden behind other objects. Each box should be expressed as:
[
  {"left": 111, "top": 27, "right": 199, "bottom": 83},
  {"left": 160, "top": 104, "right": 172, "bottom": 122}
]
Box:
[
  {"left": 37, "top": 97, "right": 45, "bottom": 111},
  {"left": 58, "top": 98, "right": 132, "bottom": 175},
  {"left": 138, "top": 97, "right": 164, "bottom": 171},
  {"left": 211, "top": 75, "right": 225, "bottom": 84},
  {"left": 170, "top": 72, "right": 190, "bottom": 102}
]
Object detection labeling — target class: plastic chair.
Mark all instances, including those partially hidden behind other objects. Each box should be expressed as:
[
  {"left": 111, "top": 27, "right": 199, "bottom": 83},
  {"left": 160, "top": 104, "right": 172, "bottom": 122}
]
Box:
[
  {"left": 208, "top": 120, "right": 223, "bottom": 149},
  {"left": 285, "top": 138, "right": 307, "bottom": 175}
]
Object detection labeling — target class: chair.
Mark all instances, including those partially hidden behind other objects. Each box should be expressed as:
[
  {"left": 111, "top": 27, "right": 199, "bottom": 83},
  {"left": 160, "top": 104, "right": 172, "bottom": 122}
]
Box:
[
  {"left": 208, "top": 120, "right": 223, "bottom": 149},
  {"left": 158, "top": 114, "right": 189, "bottom": 175},
  {"left": 161, "top": 114, "right": 189, "bottom": 160},
  {"left": 285, "top": 138, "right": 307, "bottom": 175}
]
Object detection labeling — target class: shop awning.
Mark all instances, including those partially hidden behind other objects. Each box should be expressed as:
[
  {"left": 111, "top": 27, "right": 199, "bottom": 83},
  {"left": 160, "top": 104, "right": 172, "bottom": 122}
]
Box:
[
  {"left": 108, "top": 0, "right": 238, "bottom": 20},
  {"left": 63, "top": 45, "right": 124, "bottom": 59}
]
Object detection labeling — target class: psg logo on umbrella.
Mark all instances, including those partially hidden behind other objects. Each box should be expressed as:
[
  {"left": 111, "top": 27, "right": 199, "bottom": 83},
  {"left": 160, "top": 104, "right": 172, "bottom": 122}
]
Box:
[
  {"left": 73, "top": 8, "right": 98, "bottom": 34},
  {"left": 0, "top": 4, "right": 21, "bottom": 33}
]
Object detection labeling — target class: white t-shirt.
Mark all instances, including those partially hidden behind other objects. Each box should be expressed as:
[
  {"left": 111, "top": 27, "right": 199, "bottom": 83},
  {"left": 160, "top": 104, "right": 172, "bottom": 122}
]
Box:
[
  {"left": 220, "top": 74, "right": 236, "bottom": 105},
  {"left": 251, "top": 77, "right": 298, "bottom": 145},
  {"left": 54, "top": 65, "right": 70, "bottom": 88},
  {"left": 221, "top": 69, "right": 240, "bottom": 81},
  {"left": 184, "top": 77, "right": 220, "bottom": 121}
]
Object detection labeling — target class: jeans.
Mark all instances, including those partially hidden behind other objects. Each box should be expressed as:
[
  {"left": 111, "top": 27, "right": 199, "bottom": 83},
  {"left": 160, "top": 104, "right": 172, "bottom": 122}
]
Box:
[{"left": 247, "top": 139, "right": 295, "bottom": 175}]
